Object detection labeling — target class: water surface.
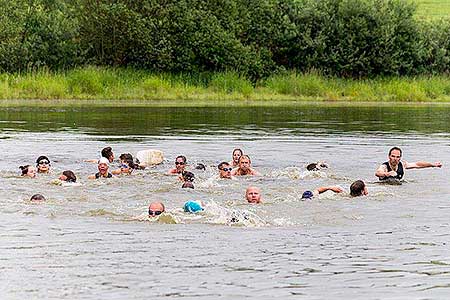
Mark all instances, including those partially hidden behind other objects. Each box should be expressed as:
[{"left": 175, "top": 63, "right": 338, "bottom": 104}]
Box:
[{"left": 1, "top": 105, "right": 449, "bottom": 299}]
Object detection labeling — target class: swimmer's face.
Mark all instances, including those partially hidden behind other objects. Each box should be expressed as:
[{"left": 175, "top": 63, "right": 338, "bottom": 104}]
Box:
[
  {"left": 362, "top": 186, "right": 368, "bottom": 196},
  {"left": 389, "top": 149, "right": 401, "bottom": 166},
  {"left": 37, "top": 160, "right": 50, "bottom": 173},
  {"left": 219, "top": 164, "right": 232, "bottom": 178},
  {"left": 59, "top": 174, "right": 68, "bottom": 181},
  {"left": 98, "top": 162, "right": 109, "bottom": 173},
  {"left": 27, "top": 166, "right": 37, "bottom": 178},
  {"left": 108, "top": 153, "right": 114, "bottom": 163},
  {"left": 175, "top": 157, "right": 186, "bottom": 172},
  {"left": 246, "top": 187, "right": 261, "bottom": 203},
  {"left": 239, "top": 157, "right": 250, "bottom": 170},
  {"left": 233, "top": 150, "right": 242, "bottom": 163},
  {"left": 148, "top": 202, "right": 165, "bottom": 217}
]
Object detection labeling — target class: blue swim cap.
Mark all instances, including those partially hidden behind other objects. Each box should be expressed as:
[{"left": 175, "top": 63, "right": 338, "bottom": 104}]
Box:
[
  {"left": 301, "top": 190, "right": 314, "bottom": 199},
  {"left": 183, "top": 201, "right": 203, "bottom": 213}
]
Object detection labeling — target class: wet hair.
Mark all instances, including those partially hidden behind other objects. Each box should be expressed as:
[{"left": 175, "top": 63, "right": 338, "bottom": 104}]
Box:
[
  {"left": 101, "top": 147, "right": 113, "bottom": 160},
  {"left": 306, "top": 163, "right": 318, "bottom": 171},
  {"left": 218, "top": 161, "right": 230, "bottom": 170},
  {"left": 36, "top": 155, "right": 50, "bottom": 166},
  {"left": 182, "top": 171, "right": 195, "bottom": 182},
  {"left": 182, "top": 182, "right": 195, "bottom": 189},
  {"left": 30, "top": 194, "right": 46, "bottom": 201},
  {"left": 350, "top": 180, "right": 366, "bottom": 197},
  {"left": 238, "top": 155, "right": 251, "bottom": 164},
  {"left": 176, "top": 155, "right": 187, "bottom": 163},
  {"left": 62, "top": 170, "right": 77, "bottom": 183},
  {"left": 389, "top": 147, "right": 402, "bottom": 156},
  {"left": 119, "top": 153, "right": 139, "bottom": 169},
  {"left": 19, "top": 165, "right": 31, "bottom": 176},
  {"left": 195, "top": 163, "right": 206, "bottom": 171},
  {"left": 232, "top": 148, "right": 243, "bottom": 156}
]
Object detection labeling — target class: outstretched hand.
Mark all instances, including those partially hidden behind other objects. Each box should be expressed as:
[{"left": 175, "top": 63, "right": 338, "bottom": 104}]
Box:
[{"left": 434, "top": 162, "right": 442, "bottom": 168}]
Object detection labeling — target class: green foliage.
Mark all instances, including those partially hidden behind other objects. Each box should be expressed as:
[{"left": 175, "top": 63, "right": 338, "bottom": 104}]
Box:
[{"left": 1, "top": 0, "right": 450, "bottom": 79}]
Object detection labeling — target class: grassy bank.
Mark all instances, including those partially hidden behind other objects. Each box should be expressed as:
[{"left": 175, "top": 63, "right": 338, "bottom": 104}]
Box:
[
  {"left": 1, "top": 67, "right": 450, "bottom": 106},
  {"left": 415, "top": 0, "right": 450, "bottom": 19}
]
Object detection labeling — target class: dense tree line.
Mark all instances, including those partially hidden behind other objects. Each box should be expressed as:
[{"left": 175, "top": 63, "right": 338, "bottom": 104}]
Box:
[{"left": 1, "top": 0, "right": 450, "bottom": 79}]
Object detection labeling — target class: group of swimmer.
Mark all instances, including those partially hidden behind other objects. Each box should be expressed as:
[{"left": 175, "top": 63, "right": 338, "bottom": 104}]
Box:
[{"left": 22, "top": 146, "right": 442, "bottom": 218}]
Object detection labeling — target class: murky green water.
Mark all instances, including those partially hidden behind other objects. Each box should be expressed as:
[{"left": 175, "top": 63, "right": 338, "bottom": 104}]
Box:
[{"left": 1, "top": 104, "right": 449, "bottom": 299}]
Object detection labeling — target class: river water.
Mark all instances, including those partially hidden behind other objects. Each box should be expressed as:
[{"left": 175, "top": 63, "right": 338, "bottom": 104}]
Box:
[{"left": 0, "top": 104, "right": 449, "bottom": 299}]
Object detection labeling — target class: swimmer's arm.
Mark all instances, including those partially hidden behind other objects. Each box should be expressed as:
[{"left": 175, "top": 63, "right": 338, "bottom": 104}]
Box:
[
  {"left": 167, "top": 168, "right": 178, "bottom": 175},
  {"left": 111, "top": 168, "right": 122, "bottom": 175},
  {"left": 375, "top": 164, "right": 393, "bottom": 178},
  {"left": 87, "top": 174, "right": 96, "bottom": 179},
  {"left": 84, "top": 159, "right": 98, "bottom": 163},
  {"left": 251, "top": 168, "right": 260, "bottom": 176},
  {"left": 315, "top": 186, "right": 344, "bottom": 194},
  {"left": 404, "top": 160, "right": 442, "bottom": 169}
]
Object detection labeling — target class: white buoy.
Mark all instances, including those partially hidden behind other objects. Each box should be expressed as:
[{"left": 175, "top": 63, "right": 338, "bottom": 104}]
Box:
[{"left": 136, "top": 149, "right": 164, "bottom": 166}]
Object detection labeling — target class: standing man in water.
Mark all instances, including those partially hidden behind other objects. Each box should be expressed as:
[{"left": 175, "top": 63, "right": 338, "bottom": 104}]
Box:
[{"left": 375, "top": 147, "right": 442, "bottom": 181}]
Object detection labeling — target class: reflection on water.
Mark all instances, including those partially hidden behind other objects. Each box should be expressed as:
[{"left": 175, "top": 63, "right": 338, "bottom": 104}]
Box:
[{"left": 0, "top": 105, "right": 449, "bottom": 299}]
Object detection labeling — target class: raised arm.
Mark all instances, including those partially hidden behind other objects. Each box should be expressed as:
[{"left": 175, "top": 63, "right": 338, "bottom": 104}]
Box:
[
  {"left": 375, "top": 164, "right": 397, "bottom": 178},
  {"left": 404, "top": 160, "right": 442, "bottom": 169}
]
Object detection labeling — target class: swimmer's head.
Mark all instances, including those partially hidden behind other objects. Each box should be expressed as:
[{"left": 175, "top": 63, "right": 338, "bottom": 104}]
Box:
[
  {"left": 20, "top": 165, "right": 36, "bottom": 178},
  {"left": 350, "top": 180, "right": 368, "bottom": 197},
  {"left": 301, "top": 190, "right": 314, "bottom": 200},
  {"left": 245, "top": 186, "right": 261, "bottom": 203},
  {"left": 148, "top": 202, "right": 165, "bottom": 217},
  {"left": 175, "top": 155, "right": 187, "bottom": 173},
  {"left": 101, "top": 147, "right": 114, "bottom": 162},
  {"left": 238, "top": 155, "right": 251, "bottom": 171},
  {"left": 182, "top": 182, "right": 194, "bottom": 189},
  {"left": 306, "top": 163, "right": 318, "bottom": 171},
  {"left": 98, "top": 157, "right": 109, "bottom": 173},
  {"left": 232, "top": 148, "right": 243, "bottom": 164},
  {"left": 183, "top": 201, "right": 204, "bottom": 213},
  {"left": 30, "top": 194, "right": 46, "bottom": 202},
  {"left": 182, "top": 171, "right": 195, "bottom": 182},
  {"left": 388, "top": 147, "right": 402, "bottom": 167},
  {"left": 60, "top": 170, "right": 76, "bottom": 183},
  {"left": 218, "top": 162, "right": 232, "bottom": 178},
  {"left": 195, "top": 163, "right": 206, "bottom": 171},
  {"left": 36, "top": 156, "right": 51, "bottom": 173}
]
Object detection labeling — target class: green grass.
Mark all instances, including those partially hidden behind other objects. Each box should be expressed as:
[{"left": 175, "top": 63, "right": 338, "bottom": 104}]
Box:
[
  {"left": 415, "top": 0, "right": 450, "bottom": 19},
  {"left": 1, "top": 67, "right": 450, "bottom": 106}
]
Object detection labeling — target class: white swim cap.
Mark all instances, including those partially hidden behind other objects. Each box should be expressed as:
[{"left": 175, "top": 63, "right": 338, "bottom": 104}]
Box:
[{"left": 99, "top": 157, "right": 109, "bottom": 165}]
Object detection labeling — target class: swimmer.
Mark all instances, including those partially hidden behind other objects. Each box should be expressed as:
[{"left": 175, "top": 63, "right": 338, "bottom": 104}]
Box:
[
  {"left": 301, "top": 185, "right": 344, "bottom": 200},
  {"left": 306, "top": 161, "right": 329, "bottom": 171},
  {"left": 19, "top": 165, "right": 36, "bottom": 178},
  {"left": 182, "top": 181, "right": 195, "bottom": 189},
  {"left": 112, "top": 153, "right": 139, "bottom": 175},
  {"left": 375, "top": 147, "right": 442, "bottom": 181},
  {"left": 218, "top": 162, "right": 234, "bottom": 179},
  {"left": 168, "top": 155, "right": 187, "bottom": 175},
  {"left": 148, "top": 202, "right": 165, "bottom": 217},
  {"left": 231, "top": 155, "right": 259, "bottom": 176},
  {"left": 181, "top": 171, "right": 195, "bottom": 182},
  {"left": 59, "top": 170, "right": 77, "bottom": 183},
  {"left": 85, "top": 146, "right": 115, "bottom": 163},
  {"left": 36, "top": 156, "right": 51, "bottom": 174},
  {"left": 245, "top": 186, "right": 262, "bottom": 204},
  {"left": 230, "top": 148, "right": 243, "bottom": 167},
  {"left": 195, "top": 163, "right": 206, "bottom": 171},
  {"left": 30, "top": 194, "right": 46, "bottom": 202},
  {"left": 183, "top": 201, "right": 204, "bottom": 213},
  {"left": 88, "top": 157, "right": 113, "bottom": 179},
  {"left": 349, "top": 180, "right": 368, "bottom": 197}
]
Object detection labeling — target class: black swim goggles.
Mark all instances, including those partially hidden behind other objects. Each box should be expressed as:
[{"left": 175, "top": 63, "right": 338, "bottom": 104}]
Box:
[
  {"left": 221, "top": 168, "right": 233, "bottom": 172},
  {"left": 38, "top": 160, "right": 50, "bottom": 165},
  {"left": 149, "top": 210, "right": 163, "bottom": 216}
]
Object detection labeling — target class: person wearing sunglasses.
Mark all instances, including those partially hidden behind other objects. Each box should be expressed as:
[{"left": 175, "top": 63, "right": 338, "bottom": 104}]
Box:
[
  {"left": 168, "top": 155, "right": 187, "bottom": 175},
  {"left": 36, "top": 156, "right": 51, "bottom": 174},
  {"left": 148, "top": 202, "right": 165, "bottom": 217},
  {"left": 218, "top": 162, "right": 234, "bottom": 179}
]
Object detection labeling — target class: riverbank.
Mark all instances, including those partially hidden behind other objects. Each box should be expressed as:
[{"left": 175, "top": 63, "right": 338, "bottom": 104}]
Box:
[{"left": 1, "top": 67, "right": 450, "bottom": 106}]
